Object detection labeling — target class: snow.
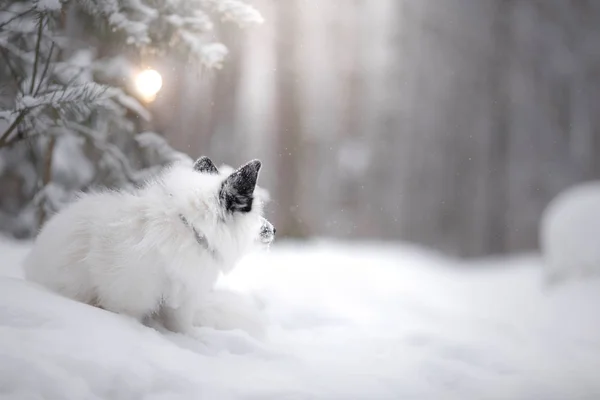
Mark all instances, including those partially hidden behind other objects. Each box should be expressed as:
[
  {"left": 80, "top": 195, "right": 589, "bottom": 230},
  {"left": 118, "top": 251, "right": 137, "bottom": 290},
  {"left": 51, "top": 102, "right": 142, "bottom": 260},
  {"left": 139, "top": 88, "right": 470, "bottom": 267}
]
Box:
[
  {"left": 541, "top": 181, "right": 600, "bottom": 283},
  {"left": 35, "top": 0, "right": 62, "bottom": 12},
  {"left": 203, "top": 0, "right": 264, "bottom": 27},
  {"left": 181, "top": 35, "right": 229, "bottom": 69},
  {"left": 1, "top": 237, "right": 600, "bottom": 399}
]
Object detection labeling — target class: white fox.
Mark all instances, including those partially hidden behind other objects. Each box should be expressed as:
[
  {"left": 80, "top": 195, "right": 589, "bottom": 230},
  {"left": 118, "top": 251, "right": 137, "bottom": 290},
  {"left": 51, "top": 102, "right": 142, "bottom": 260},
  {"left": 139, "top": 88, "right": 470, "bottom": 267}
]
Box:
[{"left": 24, "top": 157, "right": 274, "bottom": 335}]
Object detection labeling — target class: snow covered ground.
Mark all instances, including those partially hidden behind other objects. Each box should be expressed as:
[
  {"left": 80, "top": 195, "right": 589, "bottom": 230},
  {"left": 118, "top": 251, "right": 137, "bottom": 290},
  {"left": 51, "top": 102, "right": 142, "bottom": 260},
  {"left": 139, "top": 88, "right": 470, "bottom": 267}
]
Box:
[{"left": 1, "top": 237, "right": 600, "bottom": 400}]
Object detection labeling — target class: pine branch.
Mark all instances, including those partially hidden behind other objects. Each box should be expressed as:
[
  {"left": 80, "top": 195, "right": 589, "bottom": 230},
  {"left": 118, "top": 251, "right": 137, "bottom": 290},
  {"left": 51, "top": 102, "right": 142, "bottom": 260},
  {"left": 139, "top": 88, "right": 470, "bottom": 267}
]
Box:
[
  {"left": 0, "top": 111, "right": 28, "bottom": 147},
  {"left": 0, "top": 119, "right": 53, "bottom": 149},
  {"left": 65, "top": 121, "right": 140, "bottom": 183},
  {"left": 30, "top": 14, "right": 45, "bottom": 94},
  {"left": 0, "top": 7, "right": 34, "bottom": 30},
  {"left": 201, "top": 0, "right": 263, "bottom": 26},
  {"left": 0, "top": 130, "right": 29, "bottom": 148},
  {"left": 76, "top": 0, "right": 151, "bottom": 45},
  {"left": 1, "top": 83, "right": 110, "bottom": 148},
  {"left": 38, "top": 135, "right": 57, "bottom": 226},
  {"left": 16, "top": 83, "right": 111, "bottom": 115},
  {"left": 0, "top": 39, "right": 35, "bottom": 65},
  {"left": 34, "top": 41, "right": 54, "bottom": 96},
  {"left": 0, "top": 46, "right": 25, "bottom": 95}
]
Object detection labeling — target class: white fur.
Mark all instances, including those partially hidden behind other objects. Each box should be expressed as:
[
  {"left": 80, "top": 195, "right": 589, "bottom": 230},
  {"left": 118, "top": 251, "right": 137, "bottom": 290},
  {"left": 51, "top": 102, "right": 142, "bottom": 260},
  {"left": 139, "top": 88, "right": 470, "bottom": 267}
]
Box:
[{"left": 24, "top": 162, "right": 268, "bottom": 335}]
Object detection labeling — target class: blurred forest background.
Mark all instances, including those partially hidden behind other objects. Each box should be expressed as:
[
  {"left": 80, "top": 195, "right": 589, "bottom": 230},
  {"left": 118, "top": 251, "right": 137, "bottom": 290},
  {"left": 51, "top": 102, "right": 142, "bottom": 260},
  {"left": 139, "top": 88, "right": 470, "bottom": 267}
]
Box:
[
  {"left": 2, "top": 0, "right": 600, "bottom": 258},
  {"left": 152, "top": 0, "right": 600, "bottom": 257}
]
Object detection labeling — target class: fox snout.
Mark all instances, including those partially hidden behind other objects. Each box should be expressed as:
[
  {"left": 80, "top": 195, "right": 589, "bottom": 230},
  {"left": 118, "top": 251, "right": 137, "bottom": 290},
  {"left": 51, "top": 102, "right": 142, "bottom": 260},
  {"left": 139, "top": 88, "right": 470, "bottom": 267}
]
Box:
[{"left": 259, "top": 217, "right": 275, "bottom": 244}]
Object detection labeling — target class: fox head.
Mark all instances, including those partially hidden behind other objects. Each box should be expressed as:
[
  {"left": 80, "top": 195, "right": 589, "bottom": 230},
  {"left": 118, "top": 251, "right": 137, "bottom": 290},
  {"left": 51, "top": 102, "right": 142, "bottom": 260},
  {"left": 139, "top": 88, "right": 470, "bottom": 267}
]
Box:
[{"left": 161, "top": 156, "right": 274, "bottom": 267}]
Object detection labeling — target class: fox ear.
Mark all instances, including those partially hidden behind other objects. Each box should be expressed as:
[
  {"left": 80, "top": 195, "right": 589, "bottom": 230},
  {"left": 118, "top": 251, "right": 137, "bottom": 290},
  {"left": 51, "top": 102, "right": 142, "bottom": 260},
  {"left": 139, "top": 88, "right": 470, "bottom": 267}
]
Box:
[
  {"left": 193, "top": 156, "right": 218, "bottom": 174},
  {"left": 219, "top": 159, "right": 262, "bottom": 213}
]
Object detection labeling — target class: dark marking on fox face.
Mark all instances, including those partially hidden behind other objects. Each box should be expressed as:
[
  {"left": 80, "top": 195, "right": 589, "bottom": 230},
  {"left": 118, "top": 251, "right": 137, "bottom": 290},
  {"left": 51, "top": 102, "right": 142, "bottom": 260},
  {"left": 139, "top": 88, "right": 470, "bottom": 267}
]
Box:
[
  {"left": 193, "top": 156, "right": 218, "bottom": 174},
  {"left": 220, "top": 160, "right": 262, "bottom": 213}
]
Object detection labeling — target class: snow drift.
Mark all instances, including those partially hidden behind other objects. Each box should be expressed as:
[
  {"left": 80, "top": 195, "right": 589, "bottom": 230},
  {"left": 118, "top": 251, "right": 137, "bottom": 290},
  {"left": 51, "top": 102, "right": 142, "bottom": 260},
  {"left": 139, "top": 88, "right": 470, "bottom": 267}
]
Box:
[
  {"left": 541, "top": 182, "right": 600, "bottom": 283},
  {"left": 1, "top": 237, "right": 600, "bottom": 399}
]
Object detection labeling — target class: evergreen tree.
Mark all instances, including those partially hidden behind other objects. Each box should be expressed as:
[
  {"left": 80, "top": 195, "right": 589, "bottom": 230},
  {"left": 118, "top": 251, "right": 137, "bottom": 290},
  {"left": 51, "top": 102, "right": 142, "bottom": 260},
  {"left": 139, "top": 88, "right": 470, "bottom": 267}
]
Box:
[{"left": 0, "top": 0, "right": 262, "bottom": 237}]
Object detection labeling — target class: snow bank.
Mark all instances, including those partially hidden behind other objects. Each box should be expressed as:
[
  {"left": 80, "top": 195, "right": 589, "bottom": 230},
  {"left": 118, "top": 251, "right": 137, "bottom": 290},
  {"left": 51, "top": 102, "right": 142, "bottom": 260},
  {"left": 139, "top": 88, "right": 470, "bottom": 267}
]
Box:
[
  {"left": 1, "top": 238, "right": 600, "bottom": 399},
  {"left": 541, "top": 182, "right": 600, "bottom": 283}
]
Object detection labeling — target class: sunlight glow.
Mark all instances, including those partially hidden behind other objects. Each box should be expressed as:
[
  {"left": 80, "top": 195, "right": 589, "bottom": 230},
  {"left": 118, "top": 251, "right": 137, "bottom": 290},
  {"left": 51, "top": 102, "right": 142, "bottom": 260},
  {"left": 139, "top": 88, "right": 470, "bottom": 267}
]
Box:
[{"left": 134, "top": 69, "right": 162, "bottom": 102}]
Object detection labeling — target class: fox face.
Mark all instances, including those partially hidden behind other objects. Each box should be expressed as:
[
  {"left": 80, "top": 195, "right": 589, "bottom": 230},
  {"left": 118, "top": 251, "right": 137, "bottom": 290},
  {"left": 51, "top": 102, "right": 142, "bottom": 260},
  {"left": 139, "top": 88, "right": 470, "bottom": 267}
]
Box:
[{"left": 259, "top": 217, "right": 275, "bottom": 245}]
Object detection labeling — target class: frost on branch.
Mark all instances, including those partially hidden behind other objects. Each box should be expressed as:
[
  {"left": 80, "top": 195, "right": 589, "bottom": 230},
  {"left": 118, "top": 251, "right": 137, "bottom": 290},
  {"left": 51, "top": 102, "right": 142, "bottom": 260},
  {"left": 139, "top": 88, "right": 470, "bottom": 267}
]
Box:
[
  {"left": 15, "top": 83, "right": 111, "bottom": 114},
  {"left": 34, "top": 0, "right": 62, "bottom": 12},
  {"left": 75, "top": 0, "right": 263, "bottom": 66},
  {"left": 202, "top": 0, "right": 264, "bottom": 27},
  {"left": 76, "top": 0, "right": 153, "bottom": 44}
]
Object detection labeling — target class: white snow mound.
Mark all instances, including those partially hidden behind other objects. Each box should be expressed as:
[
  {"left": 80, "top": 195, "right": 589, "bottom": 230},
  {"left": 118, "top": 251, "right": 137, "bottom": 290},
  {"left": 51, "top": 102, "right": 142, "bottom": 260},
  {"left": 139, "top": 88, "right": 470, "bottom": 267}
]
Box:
[
  {"left": 1, "top": 237, "right": 600, "bottom": 399},
  {"left": 541, "top": 181, "right": 600, "bottom": 283}
]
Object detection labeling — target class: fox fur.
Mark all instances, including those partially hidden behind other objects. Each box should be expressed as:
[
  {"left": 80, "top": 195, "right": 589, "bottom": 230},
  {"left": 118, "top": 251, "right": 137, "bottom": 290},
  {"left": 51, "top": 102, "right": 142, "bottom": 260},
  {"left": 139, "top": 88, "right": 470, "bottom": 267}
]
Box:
[{"left": 23, "top": 157, "right": 274, "bottom": 335}]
